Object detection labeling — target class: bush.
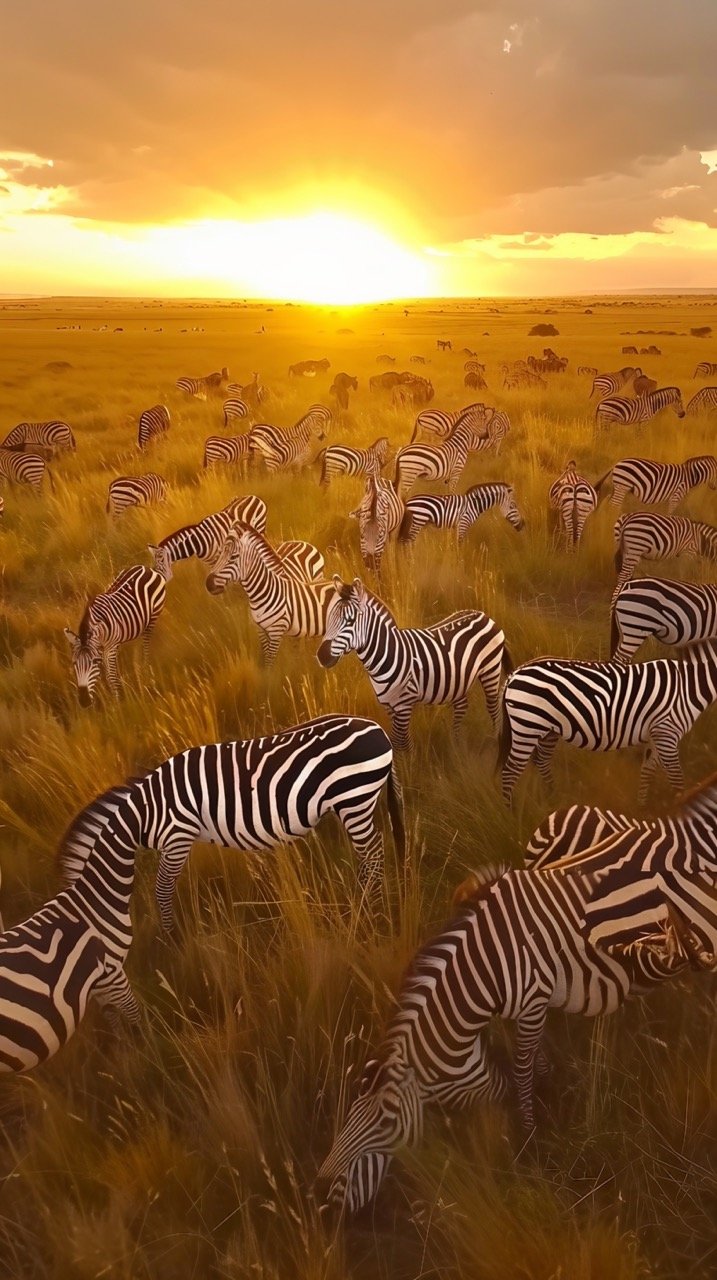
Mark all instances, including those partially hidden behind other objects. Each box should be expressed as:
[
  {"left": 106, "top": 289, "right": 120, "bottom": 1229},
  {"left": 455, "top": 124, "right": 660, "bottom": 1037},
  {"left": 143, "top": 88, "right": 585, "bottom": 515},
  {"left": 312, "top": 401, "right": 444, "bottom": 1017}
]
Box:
[{"left": 529, "top": 322, "right": 559, "bottom": 336}]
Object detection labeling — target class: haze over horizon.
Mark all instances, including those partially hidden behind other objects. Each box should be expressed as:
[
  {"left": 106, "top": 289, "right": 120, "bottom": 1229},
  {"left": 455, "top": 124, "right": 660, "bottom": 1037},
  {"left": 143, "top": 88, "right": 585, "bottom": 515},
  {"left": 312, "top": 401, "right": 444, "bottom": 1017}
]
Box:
[{"left": 3, "top": 1, "right": 717, "bottom": 301}]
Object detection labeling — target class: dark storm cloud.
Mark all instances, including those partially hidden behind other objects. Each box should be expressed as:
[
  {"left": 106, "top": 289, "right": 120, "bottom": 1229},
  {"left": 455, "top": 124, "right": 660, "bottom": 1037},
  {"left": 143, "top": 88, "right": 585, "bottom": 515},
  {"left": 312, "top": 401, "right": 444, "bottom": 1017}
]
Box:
[{"left": 1, "top": 0, "right": 716, "bottom": 237}]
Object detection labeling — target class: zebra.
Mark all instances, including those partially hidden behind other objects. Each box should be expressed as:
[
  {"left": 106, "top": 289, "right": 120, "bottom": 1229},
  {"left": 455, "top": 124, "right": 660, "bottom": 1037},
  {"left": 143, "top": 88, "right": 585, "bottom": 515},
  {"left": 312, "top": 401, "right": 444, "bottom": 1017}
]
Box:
[
  {"left": 317, "top": 857, "right": 707, "bottom": 1212},
  {"left": 175, "top": 368, "right": 229, "bottom": 399},
  {"left": 249, "top": 405, "right": 331, "bottom": 471},
  {"left": 595, "top": 387, "right": 685, "bottom": 430},
  {"left": 596, "top": 455, "right": 717, "bottom": 513},
  {"left": 0, "top": 448, "right": 49, "bottom": 491},
  {"left": 610, "top": 578, "right": 717, "bottom": 663},
  {"left": 693, "top": 362, "right": 717, "bottom": 378},
  {"left": 222, "top": 397, "right": 251, "bottom": 426},
  {"left": 318, "top": 438, "right": 390, "bottom": 486},
  {"left": 202, "top": 433, "right": 252, "bottom": 470},
  {"left": 205, "top": 523, "right": 334, "bottom": 662},
  {"left": 498, "top": 639, "right": 717, "bottom": 804},
  {"left": 349, "top": 475, "right": 405, "bottom": 574},
  {"left": 1, "top": 421, "right": 75, "bottom": 455},
  {"left": 317, "top": 577, "right": 510, "bottom": 750},
  {"left": 410, "top": 403, "right": 494, "bottom": 445},
  {"left": 577, "top": 366, "right": 598, "bottom": 377},
  {"left": 106, "top": 473, "right": 167, "bottom": 518},
  {"left": 547, "top": 463, "right": 598, "bottom": 548},
  {"left": 685, "top": 387, "right": 717, "bottom": 414},
  {"left": 590, "top": 367, "right": 639, "bottom": 399},
  {"left": 148, "top": 495, "right": 267, "bottom": 580},
  {"left": 398, "top": 482, "right": 524, "bottom": 545},
  {"left": 613, "top": 513, "right": 717, "bottom": 596},
  {"left": 394, "top": 415, "right": 491, "bottom": 497},
  {"left": 58, "top": 715, "right": 405, "bottom": 931},
  {"left": 137, "top": 404, "right": 170, "bottom": 449},
  {"left": 64, "top": 565, "right": 166, "bottom": 706}
]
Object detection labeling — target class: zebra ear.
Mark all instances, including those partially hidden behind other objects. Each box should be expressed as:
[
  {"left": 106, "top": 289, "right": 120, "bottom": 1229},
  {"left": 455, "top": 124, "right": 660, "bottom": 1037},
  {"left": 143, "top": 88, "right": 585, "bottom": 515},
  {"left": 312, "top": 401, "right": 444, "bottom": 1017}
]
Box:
[
  {"left": 352, "top": 577, "right": 367, "bottom": 605},
  {"left": 332, "top": 573, "right": 345, "bottom": 592},
  {"left": 147, "top": 544, "right": 158, "bottom": 555},
  {"left": 347, "top": 508, "right": 359, "bottom": 520},
  {"left": 63, "top": 627, "right": 80, "bottom": 646}
]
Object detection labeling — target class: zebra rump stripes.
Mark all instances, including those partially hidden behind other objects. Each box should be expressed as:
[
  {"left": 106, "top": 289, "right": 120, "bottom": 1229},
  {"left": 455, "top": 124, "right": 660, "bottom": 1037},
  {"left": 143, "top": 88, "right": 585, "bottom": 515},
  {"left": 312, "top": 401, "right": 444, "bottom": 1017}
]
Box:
[
  {"left": 399, "top": 483, "right": 524, "bottom": 544},
  {"left": 319, "top": 437, "right": 389, "bottom": 485},
  {"left": 610, "top": 577, "right": 717, "bottom": 663},
  {"left": 176, "top": 368, "right": 229, "bottom": 399},
  {"left": 613, "top": 513, "right": 717, "bottom": 595},
  {"left": 2, "top": 421, "right": 75, "bottom": 455},
  {"left": 548, "top": 463, "right": 598, "bottom": 548},
  {"left": 595, "top": 387, "right": 685, "bottom": 430},
  {"left": 203, "top": 433, "right": 252, "bottom": 469},
  {"left": 65, "top": 565, "right": 166, "bottom": 705},
  {"left": 597, "top": 455, "right": 717, "bottom": 513},
  {"left": 0, "top": 448, "right": 49, "bottom": 491},
  {"left": 107, "top": 473, "right": 167, "bottom": 517},
  {"left": 138, "top": 405, "right": 170, "bottom": 449}
]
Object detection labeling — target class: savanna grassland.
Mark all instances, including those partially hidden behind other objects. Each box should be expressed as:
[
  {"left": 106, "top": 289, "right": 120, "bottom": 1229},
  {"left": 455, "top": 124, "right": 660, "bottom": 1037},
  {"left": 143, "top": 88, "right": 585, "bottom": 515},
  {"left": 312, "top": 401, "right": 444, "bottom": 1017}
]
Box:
[{"left": 0, "top": 293, "right": 715, "bottom": 1280}]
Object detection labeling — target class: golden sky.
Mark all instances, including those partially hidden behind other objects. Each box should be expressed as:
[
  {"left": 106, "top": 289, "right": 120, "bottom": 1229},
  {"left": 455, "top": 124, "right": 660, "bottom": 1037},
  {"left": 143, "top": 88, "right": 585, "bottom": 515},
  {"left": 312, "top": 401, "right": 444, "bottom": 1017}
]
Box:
[{"left": 2, "top": 1, "right": 717, "bottom": 300}]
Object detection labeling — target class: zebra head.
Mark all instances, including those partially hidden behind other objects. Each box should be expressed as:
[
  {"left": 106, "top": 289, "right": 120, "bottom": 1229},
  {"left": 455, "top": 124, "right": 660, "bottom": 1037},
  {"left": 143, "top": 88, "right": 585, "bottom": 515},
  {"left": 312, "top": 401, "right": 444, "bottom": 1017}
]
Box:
[
  {"left": 205, "top": 528, "right": 244, "bottom": 595},
  {"left": 64, "top": 627, "right": 102, "bottom": 707},
  {"left": 317, "top": 576, "right": 368, "bottom": 666},
  {"left": 148, "top": 543, "right": 173, "bottom": 581},
  {"left": 495, "top": 484, "right": 525, "bottom": 531},
  {"left": 349, "top": 477, "right": 394, "bottom": 571},
  {"left": 317, "top": 1047, "right": 423, "bottom": 1214}
]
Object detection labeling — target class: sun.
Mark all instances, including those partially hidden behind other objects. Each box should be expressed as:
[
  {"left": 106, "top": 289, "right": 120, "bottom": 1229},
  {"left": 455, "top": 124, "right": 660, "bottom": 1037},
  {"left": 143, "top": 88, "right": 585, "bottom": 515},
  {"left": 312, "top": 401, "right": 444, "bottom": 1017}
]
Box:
[{"left": 143, "top": 210, "right": 434, "bottom": 303}]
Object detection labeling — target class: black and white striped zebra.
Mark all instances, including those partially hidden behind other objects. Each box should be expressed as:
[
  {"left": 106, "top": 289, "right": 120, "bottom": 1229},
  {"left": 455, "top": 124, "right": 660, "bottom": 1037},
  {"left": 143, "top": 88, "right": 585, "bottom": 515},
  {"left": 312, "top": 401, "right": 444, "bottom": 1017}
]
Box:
[
  {"left": 590, "top": 368, "right": 638, "bottom": 400},
  {"left": 1, "top": 421, "right": 75, "bottom": 455},
  {"left": 106, "top": 472, "right": 167, "bottom": 518},
  {"left": 205, "top": 523, "right": 334, "bottom": 662},
  {"left": 0, "top": 448, "right": 49, "bottom": 491},
  {"left": 685, "top": 387, "right": 717, "bottom": 414},
  {"left": 410, "top": 403, "right": 508, "bottom": 453},
  {"left": 349, "top": 475, "right": 405, "bottom": 573},
  {"left": 693, "top": 362, "right": 717, "bottom": 378},
  {"left": 498, "top": 640, "right": 717, "bottom": 804},
  {"left": 249, "top": 405, "right": 331, "bottom": 471},
  {"left": 613, "top": 513, "right": 717, "bottom": 596},
  {"left": 317, "top": 577, "right": 510, "bottom": 750},
  {"left": 148, "top": 495, "right": 267, "bottom": 580},
  {"left": 58, "top": 715, "right": 405, "bottom": 931},
  {"left": 610, "top": 577, "right": 717, "bottom": 663},
  {"left": 394, "top": 415, "right": 490, "bottom": 496},
  {"left": 597, "top": 455, "right": 717, "bottom": 512},
  {"left": 595, "top": 386, "right": 685, "bottom": 430},
  {"left": 137, "top": 404, "right": 170, "bottom": 449},
  {"left": 202, "top": 433, "right": 252, "bottom": 470},
  {"left": 547, "top": 462, "right": 598, "bottom": 548},
  {"left": 318, "top": 437, "right": 390, "bottom": 486},
  {"left": 175, "top": 368, "right": 229, "bottom": 399},
  {"left": 318, "top": 856, "right": 704, "bottom": 1212},
  {"left": 64, "top": 565, "right": 166, "bottom": 706},
  {"left": 222, "top": 397, "right": 251, "bottom": 427},
  {"left": 398, "top": 482, "right": 524, "bottom": 544}
]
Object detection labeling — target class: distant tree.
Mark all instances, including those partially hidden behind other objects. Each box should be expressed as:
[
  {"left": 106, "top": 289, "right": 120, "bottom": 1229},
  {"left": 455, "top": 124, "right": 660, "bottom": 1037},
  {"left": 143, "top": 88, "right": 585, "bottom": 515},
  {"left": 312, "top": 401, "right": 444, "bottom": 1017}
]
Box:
[{"left": 691, "top": 325, "right": 712, "bottom": 337}]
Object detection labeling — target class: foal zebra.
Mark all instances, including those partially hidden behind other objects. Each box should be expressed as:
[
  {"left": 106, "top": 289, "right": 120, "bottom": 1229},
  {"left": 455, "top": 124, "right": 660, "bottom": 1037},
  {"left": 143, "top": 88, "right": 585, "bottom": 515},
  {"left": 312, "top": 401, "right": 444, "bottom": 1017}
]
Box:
[
  {"left": 548, "top": 463, "right": 598, "bottom": 548},
  {"left": 205, "top": 523, "right": 334, "bottom": 662},
  {"left": 2, "top": 421, "right": 75, "bottom": 455},
  {"left": 318, "top": 438, "right": 390, "bottom": 485},
  {"left": 610, "top": 578, "right": 717, "bottom": 663},
  {"left": 693, "top": 362, "right": 717, "bottom": 378},
  {"left": 613, "top": 513, "right": 717, "bottom": 596},
  {"left": 59, "top": 715, "right": 405, "bottom": 930},
  {"left": 0, "top": 448, "right": 48, "bottom": 491},
  {"left": 106, "top": 473, "right": 167, "bottom": 517},
  {"left": 176, "top": 368, "right": 228, "bottom": 399},
  {"left": 685, "top": 387, "right": 717, "bottom": 414},
  {"left": 65, "top": 565, "right": 166, "bottom": 705},
  {"left": 202, "top": 433, "right": 252, "bottom": 470},
  {"left": 317, "top": 577, "right": 510, "bottom": 750},
  {"left": 596, "top": 455, "right": 717, "bottom": 513},
  {"left": 349, "top": 475, "right": 405, "bottom": 573},
  {"left": 148, "top": 495, "right": 267, "bottom": 580},
  {"left": 394, "top": 416, "right": 488, "bottom": 496},
  {"left": 499, "top": 639, "right": 717, "bottom": 803},
  {"left": 399, "top": 483, "right": 524, "bottom": 545},
  {"left": 595, "top": 387, "right": 685, "bottom": 430},
  {"left": 250, "top": 405, "right": 331, "bottom": 471},
  {"left": 137, "top": 404, "right": 170, "bottom": 449}
]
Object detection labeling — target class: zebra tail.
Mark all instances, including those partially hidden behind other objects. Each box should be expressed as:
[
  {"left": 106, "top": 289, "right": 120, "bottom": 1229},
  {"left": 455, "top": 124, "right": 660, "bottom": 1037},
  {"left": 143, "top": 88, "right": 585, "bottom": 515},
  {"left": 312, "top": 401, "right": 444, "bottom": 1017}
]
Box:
[
  {"left": 496, "top": 702, "right": 512, "bottom": 773},
  {"left": 609, "top": 596, "right": 620, "bottom": 657},
  {"left": 316, "top": 448, "right": 327, "bottom": 484},
  {"left": 386, "top": 764, "right": 406, "bottom": 862},
  {"left": 46, "top": 466, "right": 56, "bottom": 493},
  {"left": 397, "top": 509, "right": 414, "bottom": 542},
  {"left": 594, "top": 467, "right": 612, "bottom": 501},
  {"left": 614, "top": 541, "right": 623, "bottom": 573},
  {"left": 501, "top": 643, "right": 514, "bottom": 677},
  {"left": 571, "top": 494, "right": 579, "bottom": 545}
]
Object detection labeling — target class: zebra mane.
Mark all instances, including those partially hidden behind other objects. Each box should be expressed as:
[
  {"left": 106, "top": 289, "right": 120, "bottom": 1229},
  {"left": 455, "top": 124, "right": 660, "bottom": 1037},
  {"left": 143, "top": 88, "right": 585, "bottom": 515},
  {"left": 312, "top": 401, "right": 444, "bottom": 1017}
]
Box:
[
  {"left": 451, "top": 862, "right": 511, "bottom": 912},
  {"left": 77, "top": 596, "right": 99, "bottom": 644},
  {"left": 235, "top": 521, "right": 287, "bottom": 570}
]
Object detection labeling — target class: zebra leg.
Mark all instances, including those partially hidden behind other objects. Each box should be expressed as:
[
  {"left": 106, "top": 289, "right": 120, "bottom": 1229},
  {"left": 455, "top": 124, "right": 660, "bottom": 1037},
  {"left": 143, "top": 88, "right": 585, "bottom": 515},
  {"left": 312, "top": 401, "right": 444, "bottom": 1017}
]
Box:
[
  {"left": 513, "top": 1002, "right": 549, "bottom": 1132},
  {"left": 389, "top": 704, "right": 414, "bottom": 752},
  {"left": 430, "top": 1035, "right": 509, "bottom": 1110},
  {"left": 501, "top": 741, "right": 535, "bottom": 804},
  {"left": 534, "top": 733, "right": 558, "bottom": 785},
  {"left": 478, "top": 664, "right": 502, "bottom": 730},
  {"left": 93, "top": 963, "right": 142, "bottom": 1027},
  {"left": 103, "top": 647, "right": 121, "bottom": 695},
  {"left": 648, "top": 723, "right": 685, "bottom": 794},
  {"left": 637, "top": 746, "right": 659, "bottom": 804},
  {"left": 258, "top": 626, "right": 284, "bottom": 664},
  {"left": 452, "top": 696, "right": 469, "bottom": 734},
  {"left": 155, "top": 839, "right": 195, "bottom": 933}
]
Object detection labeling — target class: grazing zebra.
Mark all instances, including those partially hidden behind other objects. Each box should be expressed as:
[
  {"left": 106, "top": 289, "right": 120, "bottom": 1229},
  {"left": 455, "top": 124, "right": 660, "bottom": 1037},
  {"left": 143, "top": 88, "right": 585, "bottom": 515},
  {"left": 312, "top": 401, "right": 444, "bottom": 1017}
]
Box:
[
  {"left": 222, "top": 397, "right": 251, "bottom": 427},
  {"left": 525, "top": 802, "right": 637, "bottom": 866},
  {"left": 498, "top": 640, "right": 717, "bottom": 803},
  {"left": 65, "top": 565, "right": 166, "bottom": 706},
  {"left": 590, "top": 367, "right": 638, "bottom": 399},
  {"left": 59, "top": 715, "right": 405, "bottom": 930},
  {"left": 318, "top": 438, "right": 390, "bottom": 486},
  {"left": 633, "top": 374, "right": 657, "bottom": 396},
  {"left": 577, "top": 366, "right": 598, "bottom": 377},
  {"left": 317, "top": 577, "right": 510, "bottom": 750},
  {"left": 249, "top": 405, "right": 331, "bottom": 472},
  {"left": 548, "top": 463, "right": 598, "bottom": 549},
  {"left": 613, "top": 513, "right": 717, "bottom": 596},
  {"left": 394, "top": 416, "right": 490, "bottom": 496},
  {"left": 693, "top": 362, "right": 717, "bottom": 378},
  {"left": 318, "top": 858, "right": 705, "bottom": 1212},
  {"left": 148, "top": 495, "right": 267, "bottom": 580},
  {"left": 288, "top": 359, "right": 330, "bottom": 377},
  {"left": 137, "top": 404, "right": 170, "bottom": 449},
  {"left": 349, "top": 475, "right": 405, "bottom": 574},
  {"left": 0, "top": 448, "right": 48, "bottom": 491},
  {"left": 202, "top": 433, "right": 252, "bottom": 470},
  {"left": 2, "top": 421, "right": 75, "bottom": 455},
  {"left": 596, "top": 455, "right": 717, "bottom": 513},
  {"left": 399, "top": 483, "right": 524, "bottom": 545},
  {"left": 595, "top": 387, "right": 685, "bottom": 430},
  {"left": 464, "top": 370, "right": 487, "bottom": 391},
  {"left": 685, "top": 387, "right": 717, "bottom": 414},
  {"left": 106, "top": 473, "right": 167, "bottom": 518},
  {"left": 410, "top": 403, "right": 506, "bottom": 449},
  {"left": 610, "top": 578, "right": 717, "bottom": 663},
  {"left": 175, "top": 368, "right": 229, "bottom": 399},
  {"left": 205, "top": 523, "right": 334, "bottom": 662}
]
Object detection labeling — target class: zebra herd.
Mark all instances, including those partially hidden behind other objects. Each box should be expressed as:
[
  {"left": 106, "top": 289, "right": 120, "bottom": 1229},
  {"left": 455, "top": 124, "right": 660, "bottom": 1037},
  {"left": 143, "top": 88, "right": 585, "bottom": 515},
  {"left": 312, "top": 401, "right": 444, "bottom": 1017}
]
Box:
[{"left": 1, "top": 343, "right": 717, "bottom": 1228}]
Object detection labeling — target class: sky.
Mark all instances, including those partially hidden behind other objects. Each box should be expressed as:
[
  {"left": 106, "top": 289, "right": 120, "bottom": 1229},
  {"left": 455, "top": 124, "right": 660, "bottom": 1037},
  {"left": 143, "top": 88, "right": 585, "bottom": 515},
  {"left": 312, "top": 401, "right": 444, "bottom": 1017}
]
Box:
[{"left": 2, "top": 0, "right": 717, "bottom": 300}]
